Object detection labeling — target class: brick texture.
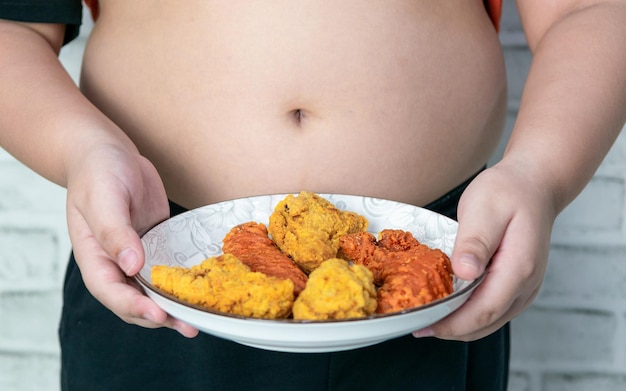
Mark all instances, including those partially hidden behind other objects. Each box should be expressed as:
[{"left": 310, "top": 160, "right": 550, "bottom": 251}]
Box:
[
  {"left": 500, "top": 1, "right": 626, "bottom": 389},
  {"left": 2, "top": 2, "right": 626, "bottom": 391},
  {"left": 512, "top": 307, "right": 616, "bottom": 365},
  {"left": 543, "top": 374, "right": 626, "bottom": 391},
  {"left": 0, "top": 353, "right": 60, "bottom": 391},
  {"left": 0, "top": 291, "right": 62, "bottom": 354}
]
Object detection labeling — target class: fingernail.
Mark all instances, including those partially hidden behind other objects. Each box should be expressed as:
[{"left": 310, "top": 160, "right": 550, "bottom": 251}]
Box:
[
  {"left": 459, "top": 254, "right": 480, "bottom": 274},
  {"left": 413, "top": 328, "right": 434, "bottom": 338},
  {"left": 118, "top": 248, "right": 138, "bottom": 275}
]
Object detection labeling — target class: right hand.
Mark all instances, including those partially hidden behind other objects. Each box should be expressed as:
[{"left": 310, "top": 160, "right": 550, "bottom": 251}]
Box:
[{"left": 65, "top": 142, "right": 199, "bottom": 337}]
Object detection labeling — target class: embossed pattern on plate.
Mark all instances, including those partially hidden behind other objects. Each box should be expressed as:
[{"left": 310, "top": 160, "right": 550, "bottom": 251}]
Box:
[{"left": 136, "top": 194, "right": 483, "bottom": 352}]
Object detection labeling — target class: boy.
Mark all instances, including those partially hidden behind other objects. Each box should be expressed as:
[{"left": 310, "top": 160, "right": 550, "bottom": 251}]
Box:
[{"left": 1, "top": 1, "right": 625, "bottom": 389}]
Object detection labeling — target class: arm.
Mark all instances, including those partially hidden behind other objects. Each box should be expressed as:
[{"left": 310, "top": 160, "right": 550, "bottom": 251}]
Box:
[
  {"left": 0, "top": 20, "right": 126, "bottom": 184},
  {"left": 417, "top": 0, "right": 626, "bottom": 340},
  {"left": 0, "top": 20, "right": 197, "bottom": 337},
  {"left": 509, "top": 0, "right": 626, "bottom": 208}
]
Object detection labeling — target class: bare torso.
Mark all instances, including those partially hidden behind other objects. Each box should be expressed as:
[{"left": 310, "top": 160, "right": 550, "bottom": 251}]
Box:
[{"left": 80, "top": 0, "right": 506, "bottom": 208}]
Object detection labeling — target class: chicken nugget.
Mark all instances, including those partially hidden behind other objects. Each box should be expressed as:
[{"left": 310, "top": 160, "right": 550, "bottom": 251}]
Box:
[
  {"left": 268, "top": 191, "right": 368, "bottom": 273},
  {"left": 223, "top": 222, "right": 308, "bottom": 296},
  {"left": 151, "top": 254, "right": 294, "bottom": 319},
  {"left": 339, "top": 229, "right": 453, "bottom": 314},
  {"left": 292, "top": 258, "right": 377, "bottom": 320}
]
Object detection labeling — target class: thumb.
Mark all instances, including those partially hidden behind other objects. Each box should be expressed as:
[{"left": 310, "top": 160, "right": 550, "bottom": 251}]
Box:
[
  {"left": 114, "top": 238, "right": 144, "bottom": 276},
  {"left": 451, "top": 202, "right": 508, "bottom": 281},
  {"left": 97, "top": 204, "right": 146, "bottom": 276},
  {"left": 73, "top": 192, "right": 146, "bottom": 277}
]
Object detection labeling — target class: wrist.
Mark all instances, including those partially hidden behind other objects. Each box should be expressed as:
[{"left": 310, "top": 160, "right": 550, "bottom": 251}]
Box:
[
  {"left": 63, "top": 122, "right": 140, "bottom": 188},
  {"left": 490, "top": 156, "right": 562, "bottom": 218}
]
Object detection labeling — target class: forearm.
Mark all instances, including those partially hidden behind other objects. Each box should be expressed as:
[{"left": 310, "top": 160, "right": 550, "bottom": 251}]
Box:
[
  {"left": 504, "top": 1, "right": 626, "bottom": 212},
  {"left": 0, "top": 21, "right": 138, "bottom": 187}
]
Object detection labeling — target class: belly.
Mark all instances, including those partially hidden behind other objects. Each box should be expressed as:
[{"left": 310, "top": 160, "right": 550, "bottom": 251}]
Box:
[{"left": 80, "top": 0, "right": 506, "bottom": 207}]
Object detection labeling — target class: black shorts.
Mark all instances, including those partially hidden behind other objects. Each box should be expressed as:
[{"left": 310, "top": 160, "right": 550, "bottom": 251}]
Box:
[{"left": 59, "top": 173, "right": 509, "bottom": 391}]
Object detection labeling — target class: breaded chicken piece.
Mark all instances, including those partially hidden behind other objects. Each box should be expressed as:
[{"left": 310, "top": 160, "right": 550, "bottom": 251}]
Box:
[
  {"left": 292, "top": 258, "right": 377, "bottom": 320},
  {"left": 339, "top": 230, "right": 453, "bottom": 314},
  {"left": 222, "top": 222, "right": 308, "bottom": 296},
  {"left": 151, "top": 254, "right": 294, "bottom": 319},
  {"left": 268, "top": 191, "right": 368, "bottom": 273},
  {"left": 336, "top": 231, "right": 387, "bottom": 282}
]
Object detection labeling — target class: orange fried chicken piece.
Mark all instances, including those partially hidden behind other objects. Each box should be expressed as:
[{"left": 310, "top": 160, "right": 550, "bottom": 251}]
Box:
[
  {"left": 151, "top": 254, "right": 294, "bottom": 319},
  {"left": 268, "top": 191, "right": 368, "bottom": 273},
  {"left": 339, "top": 229, "right": 453, "bottom": 314},
  {"left": 222, "top": 222, "right": 308, "bottom": 296},
  {"left": 292, "top": 258, "right": 377, "bottom": 320}
]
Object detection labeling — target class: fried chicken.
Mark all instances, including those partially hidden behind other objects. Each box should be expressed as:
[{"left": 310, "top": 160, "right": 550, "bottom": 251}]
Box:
[
  {"left": 222, "top": 222, "right": 308, "bottom": 296},
  {"left": 268, "top": 191, "right": 368, "bottom": 273},
  {"left": 151, "top": 254, "right": 294, "bottom": 319},
  {"left": 292, "top": 258, "right": 377, "bottom": 320},
  {"left": 339, "top": 229, "right": 454, "bottom": 314}
]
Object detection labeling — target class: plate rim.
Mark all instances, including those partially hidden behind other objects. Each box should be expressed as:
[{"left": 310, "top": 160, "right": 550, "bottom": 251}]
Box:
[
  {"left": 135, "top": 192, "right": 483, "bottom": 349},
  {"left": 134, "top": 270, "right": 485, "bottom": 324}
]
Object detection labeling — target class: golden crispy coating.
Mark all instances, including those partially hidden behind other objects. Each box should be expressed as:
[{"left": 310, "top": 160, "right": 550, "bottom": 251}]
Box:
[
  {"left": 268, "top": 191, "right": 368, "bottom": 273},
  {"left": 151, "top": 254, "right": 294, "bottom": 319},
  {"left": 339, "top": 229, "right": 453, "bottom": 314},
  {"left": 222, "top": 222, "right": 308, "bottom": 296},
  {"left": 292, "top": 258, "right": 377, "bottom": 320}
]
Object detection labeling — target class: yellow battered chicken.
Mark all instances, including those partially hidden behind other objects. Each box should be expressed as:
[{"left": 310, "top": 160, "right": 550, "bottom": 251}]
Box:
[
  {"left": 339, "top": 230, "right": 454, "bottom": 314},
  {"left": 151, "top": 254, "right": 294, "bottom": 319},
  {"left": 222, "top": 222, "right": 308, "bottom": 296},
  {"left": 292, "top": 258, "right": 377, "bottom": 320},
  {"left": 268, "top": 192, "right": 368, "bottom": 273}
]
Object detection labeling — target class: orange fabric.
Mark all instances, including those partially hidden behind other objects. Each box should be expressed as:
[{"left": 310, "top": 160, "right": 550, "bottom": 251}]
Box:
[
  {"left": 83, "top": 1, "right": 503, "bottom": 31},
  {"left": 83, "top": 0, "right": 99, "bottom": 21},
  {"left": 485, "top": 0, "right": 503, "bottom": 32}
]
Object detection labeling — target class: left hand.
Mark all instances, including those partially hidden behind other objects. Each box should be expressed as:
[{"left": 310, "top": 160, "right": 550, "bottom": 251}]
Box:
[{"left": 414, "top": 162, "right": 557, "bottom": 341}]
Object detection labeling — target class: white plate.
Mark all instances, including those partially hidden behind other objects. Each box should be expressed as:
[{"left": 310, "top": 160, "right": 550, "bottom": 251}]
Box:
[{"left": 136, "top": 194, "right": 484, "bottom": 353}]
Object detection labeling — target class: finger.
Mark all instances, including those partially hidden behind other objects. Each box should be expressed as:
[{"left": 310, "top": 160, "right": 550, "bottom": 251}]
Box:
[
  {"left": 71, "top": 229, "right": 158, "bottom": 321},
  {"left": 414, "top": 265, "right": 521, "bottom": 340},
  {"left": 451, "top": 199, "right": 510, "bottom": 281},
  {"left": 416, "top": 282, "right": 540, "bottom": 341},
  {"left": 74, "top": 234, "right": 199, "bottom": 337},
  {"left": 114, "top": 281, "right": 199, "bottom": 338},
  {"left": 97, "top": 193, "right": 146, "bottom": 276},
  {"left": 106, "top": 281, "right": 199, "bottom": 338},
  {"left": 126, "top": 276, "right": 200, "bottom": 338},
  {"left": 415, "top": 223, "right": 544, "bottom": 340},
  {"left": 71, "top": 183, "right": 146, "bottom": 276}
]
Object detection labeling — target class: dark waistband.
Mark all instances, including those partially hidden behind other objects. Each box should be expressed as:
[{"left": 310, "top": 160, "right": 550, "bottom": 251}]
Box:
[
  {"left": 169, "top": 198, "right": 189, "bottom": 218},
  {"left": 422, "top": 169, "right": 483, "bottom": 221},
  {"left": 169, "top": 169, "right": 483, "bottom": 222}
]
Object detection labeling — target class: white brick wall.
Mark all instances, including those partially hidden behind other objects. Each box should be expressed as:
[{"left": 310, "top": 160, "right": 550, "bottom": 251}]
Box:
[
  {"left": 1, "top": 2, "right": 625, "bottom": 390},
  {"left": 0, "top": 138, "right": 70, "bottom": 391},
  {"left": 498, "top": 2, "right": 626, "bottom": 391},
  {"left": 0, "top": 9, "right": 90, "bottom": 390}
]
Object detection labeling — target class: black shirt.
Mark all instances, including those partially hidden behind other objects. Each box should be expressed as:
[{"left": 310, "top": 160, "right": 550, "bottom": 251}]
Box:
[{"left": 0, "top": 0, "right": 83, "bottom": 44}]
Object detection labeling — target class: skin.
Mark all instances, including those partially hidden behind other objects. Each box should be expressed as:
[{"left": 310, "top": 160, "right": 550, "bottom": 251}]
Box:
[{"left": 1, "top": 0, "right": 625, "bottom": 342}]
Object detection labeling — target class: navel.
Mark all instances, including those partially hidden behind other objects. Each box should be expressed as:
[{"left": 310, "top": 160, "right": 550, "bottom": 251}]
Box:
[{"left": 290, "top": 108, "right": 306, "bottom": 126}]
